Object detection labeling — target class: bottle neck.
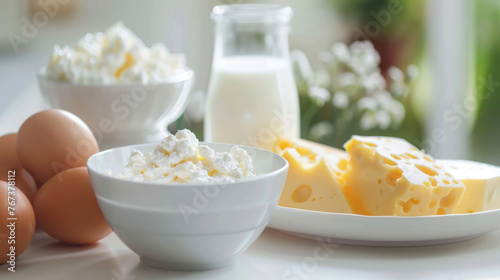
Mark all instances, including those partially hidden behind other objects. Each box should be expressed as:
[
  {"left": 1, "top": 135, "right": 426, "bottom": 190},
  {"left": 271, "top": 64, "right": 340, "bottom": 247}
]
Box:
[{"left": 213, "top": 23, "right": 291, "bottom": 62}]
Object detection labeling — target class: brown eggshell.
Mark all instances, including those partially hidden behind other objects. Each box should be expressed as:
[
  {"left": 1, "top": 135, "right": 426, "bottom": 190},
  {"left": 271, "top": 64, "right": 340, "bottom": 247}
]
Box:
[
  {"left": 34, "top": 167, "right": 112, "bottom": 245},
  {"left": 0, "top": 134, "right": 38, "bottom": 202},
  {"left": 0, "top": 134, "right": 23, "bottom": 173},
  {"left": 0, "top": 169, "right": 37, "bottom": 204},
  {"left": 0, "top": 181, "right": 36, "bottom": 263},
  {"left": 17, "top": 109, "right": 99, "bottom": 184}
]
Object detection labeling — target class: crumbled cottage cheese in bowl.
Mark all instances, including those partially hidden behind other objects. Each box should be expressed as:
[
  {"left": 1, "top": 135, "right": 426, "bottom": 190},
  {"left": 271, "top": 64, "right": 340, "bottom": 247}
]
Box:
[
  {"left": 110, "top": 129, "right": 256, "bottom": 184},
  {"left": 42, "top": 22, "right": 186, "bottom": 84}
]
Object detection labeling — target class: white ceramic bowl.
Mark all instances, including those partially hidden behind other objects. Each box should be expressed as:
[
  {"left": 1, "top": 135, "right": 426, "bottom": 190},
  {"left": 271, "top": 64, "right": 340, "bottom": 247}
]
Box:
[
  {"left": 87, "top": 143, "right": 289, "bottom": 271},
  {"left": 38, "top": 70, "right": 194, "bottom": 150}
]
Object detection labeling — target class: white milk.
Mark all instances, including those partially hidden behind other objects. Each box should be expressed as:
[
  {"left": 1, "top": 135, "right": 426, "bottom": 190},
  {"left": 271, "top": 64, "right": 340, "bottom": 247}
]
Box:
[{"left": 205, "top": 56, "right": 300, "bottom": 150}]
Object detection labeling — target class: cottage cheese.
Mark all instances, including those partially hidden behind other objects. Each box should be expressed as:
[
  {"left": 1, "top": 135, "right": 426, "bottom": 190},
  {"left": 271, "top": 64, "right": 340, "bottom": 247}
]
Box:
[
  {"left": 112, "top": 129, "right": 255, "bottom": 184},
  {"left": 42, "top": 22, "right": 186, "bottom": 84}
]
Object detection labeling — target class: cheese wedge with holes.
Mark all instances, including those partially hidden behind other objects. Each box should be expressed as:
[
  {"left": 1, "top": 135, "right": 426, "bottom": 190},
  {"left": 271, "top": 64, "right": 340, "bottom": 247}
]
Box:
[
  {"left": 274, "top": 139, "right": 352, "bottom": 213},
  {"left": 275, "top": 138, "right": 347, "bottom": 159},
  {"left": 339, "top": 136, "right": 466, "bottom": 216},
  {"left": 274, "top": 138, "right": 348, "bottom": 173},
  {"left": 438, "top": 159, "right": 500, "bottom": 214}
]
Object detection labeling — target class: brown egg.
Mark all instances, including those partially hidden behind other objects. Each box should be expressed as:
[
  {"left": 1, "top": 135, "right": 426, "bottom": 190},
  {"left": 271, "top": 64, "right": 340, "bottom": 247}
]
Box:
[
  {"left": 0, "top": 181, "right": 36, "bottom": 263},
  {"left": 0, "top": 134, "right": 23, "bottom": 172},
  {"left": 0, "top": 169, "right": 37, "bottom": 204},
  {"left": 34, "top": 167, "right": 112, "bottom": 245},
  {"left": 17, "top": 109, "right": 99, "bottom": 184},
  {"left": 0, "top": 134, "right": 38, "bottom": 202}
]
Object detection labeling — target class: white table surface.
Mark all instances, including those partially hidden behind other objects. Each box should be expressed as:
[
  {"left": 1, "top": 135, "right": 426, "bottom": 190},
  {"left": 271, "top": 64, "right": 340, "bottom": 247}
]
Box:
[{"left": 2, "top": 228, "right": 500, "bottom": 280}]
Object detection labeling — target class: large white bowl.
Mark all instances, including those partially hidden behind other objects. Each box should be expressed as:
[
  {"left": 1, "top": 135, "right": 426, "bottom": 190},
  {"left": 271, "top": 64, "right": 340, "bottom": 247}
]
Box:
[
  {"left": 38, "top": 70, "right": 194, "bottom": 150},
  {"left": 87, "top": 143, "right": 288, "bottom": 271}
]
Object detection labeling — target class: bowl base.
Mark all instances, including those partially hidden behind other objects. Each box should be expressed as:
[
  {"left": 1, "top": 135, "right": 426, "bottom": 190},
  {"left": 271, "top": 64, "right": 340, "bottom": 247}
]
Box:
[{"left": 140, "top": 257, "right": 236, "bottom": 271}]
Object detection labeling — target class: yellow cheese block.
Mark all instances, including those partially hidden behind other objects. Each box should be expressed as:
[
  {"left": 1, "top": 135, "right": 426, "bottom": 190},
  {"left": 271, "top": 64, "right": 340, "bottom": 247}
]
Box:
[
  {"left": 339, "top": 136, "right": 466, "bottom": 216},
  {"left": 274, "top": 138, "right": 351, "bottom": 213},
  {"left": 274, "top": 138, "right": 347, "bottom": 158},
  {"left": 438, "top": 159, "right": 500, "bottom": 213},
  {"left": 274, "top": 138, "right": 347, "bottom": 171},
  {"left": 278, "top": 148, "right": 352, "bottom": 213}
]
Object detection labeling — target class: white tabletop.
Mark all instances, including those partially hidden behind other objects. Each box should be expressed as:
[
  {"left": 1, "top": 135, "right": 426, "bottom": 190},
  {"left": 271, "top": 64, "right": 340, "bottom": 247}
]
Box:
[{"left": 2, "top": 227, "right": 500, "bottom": 280}]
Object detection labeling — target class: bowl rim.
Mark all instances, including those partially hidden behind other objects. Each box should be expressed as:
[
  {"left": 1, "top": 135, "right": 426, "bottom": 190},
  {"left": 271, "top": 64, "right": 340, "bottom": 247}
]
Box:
[
  {"left": 87, "top": 142, "right": 289, "bottom": 188},
  {"left": 37, "top": 67, "right": 194, "bottom": 87}
]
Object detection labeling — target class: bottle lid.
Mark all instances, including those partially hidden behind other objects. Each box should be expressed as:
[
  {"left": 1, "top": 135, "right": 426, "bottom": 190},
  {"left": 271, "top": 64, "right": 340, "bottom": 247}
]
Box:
[{"left": 212, "top": 4, "right": 293, "bottom": 24}]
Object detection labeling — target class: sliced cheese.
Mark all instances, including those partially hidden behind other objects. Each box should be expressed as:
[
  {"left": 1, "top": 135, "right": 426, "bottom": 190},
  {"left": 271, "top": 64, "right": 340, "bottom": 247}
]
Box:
[
  {"left": 438, "top": 159, "right": 500, "bottom": 213},
  {"left": 274, "top": 138, "right": 347, "bottom": 171},
  {"left": 274, "top": 138, "right": 347, "bottom": 158},
  {"left": 339, "top": 136, "right": 466, "bottom": 216},
  {"left": 274, "top": 139, "right": 351, "bottom": 213}
]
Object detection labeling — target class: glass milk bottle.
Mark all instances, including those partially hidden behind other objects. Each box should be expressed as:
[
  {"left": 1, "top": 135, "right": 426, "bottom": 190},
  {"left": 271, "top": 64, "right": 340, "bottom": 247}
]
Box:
[{"left": 204, "top": 4, "right": 300, "bottom": 150}]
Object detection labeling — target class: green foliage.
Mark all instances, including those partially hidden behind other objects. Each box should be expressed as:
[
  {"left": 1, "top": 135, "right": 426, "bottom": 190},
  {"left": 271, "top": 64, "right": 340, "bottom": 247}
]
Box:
[
  {"left": 471, "top": 0, "right": 500, "bottom": 165},
  {"left": 331, "top": 0, "right": 423, "bottom": 36}
]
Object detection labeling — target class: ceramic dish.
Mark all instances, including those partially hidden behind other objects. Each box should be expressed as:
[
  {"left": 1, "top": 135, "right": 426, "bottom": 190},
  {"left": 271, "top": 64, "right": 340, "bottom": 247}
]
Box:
[
  {"left": 87, "top": 143, "right": 288, "bottom": 270},
  {"left": 38, "top": 70, "right": 194, "bottom": 150},
  {"left": 268, "top": 206, "right": 500, "bottom": 247}
]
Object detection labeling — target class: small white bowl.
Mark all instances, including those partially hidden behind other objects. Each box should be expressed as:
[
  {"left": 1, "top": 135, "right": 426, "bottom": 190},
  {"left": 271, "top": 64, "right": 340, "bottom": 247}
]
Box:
[
  {"left": 38, "top": 70, "right": 194, "bottom": 150},
  {"left": 87, "top": 143, "right": 288, "bottom": 271}
]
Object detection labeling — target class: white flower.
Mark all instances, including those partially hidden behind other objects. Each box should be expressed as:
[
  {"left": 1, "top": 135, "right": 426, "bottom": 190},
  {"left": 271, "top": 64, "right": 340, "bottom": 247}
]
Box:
[
  {"left": 372, "top": 90, "right": 394, "bottom": 110},
  {"left": 291, "top": 50, "right": 313, "bottom": 80},
  {"left": 349, "top": 41, "right": 380, "bottom": 75},
  {"left": 362, "top": 71, "right": 386, "bottom": 91},
  {"left": 375, "top": 110, "right": 391, "bottom": 130},
  {"left": 406, "top": 64, "right": 419, "bottom": 80},
  {"left": 332, "top": 91, "right": 349, "bottom": 109},
  {"left": 388, "top": 66, "right": 404, "bottom": 82},
  {"left": 360, "top": 112, "right": 377, "bottom": 131},
  {"left": 309, "top": 121, "right": 334, "bottom": 141},
  {"left": 295, "top": 40, "right": 416, "bottom": 134},
  {"left": 390, "top": 82, "right": 409, "bottom": 98},
  {"left": 357, "top": 97, "right": 378, "bottom": 111},
  {"left": 331, "top": 43, "right": 350, "bottom": 64},
  {"left": 337, "top": 72, "right": 357, "bottom": 88},
  {"left": 308, "top": 86, "right": 331, "bottom": 107},
  {"left": 389, "top": 101, "right": 406, "bottom": 125}
]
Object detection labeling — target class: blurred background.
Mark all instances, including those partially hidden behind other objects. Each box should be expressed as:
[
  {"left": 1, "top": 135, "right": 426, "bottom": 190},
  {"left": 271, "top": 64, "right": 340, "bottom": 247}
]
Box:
[{"left": 0, "top": 0, "right": 499, "bottom": 164}]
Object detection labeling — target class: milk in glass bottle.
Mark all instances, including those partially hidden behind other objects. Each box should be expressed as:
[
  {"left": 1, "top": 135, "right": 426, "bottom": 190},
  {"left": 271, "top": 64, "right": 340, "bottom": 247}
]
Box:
[{"left": 204, "top": 4, "right": 300, "bottom": 150}]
